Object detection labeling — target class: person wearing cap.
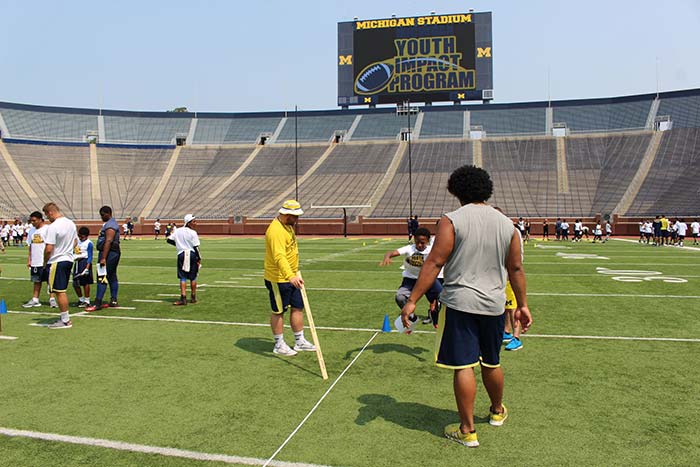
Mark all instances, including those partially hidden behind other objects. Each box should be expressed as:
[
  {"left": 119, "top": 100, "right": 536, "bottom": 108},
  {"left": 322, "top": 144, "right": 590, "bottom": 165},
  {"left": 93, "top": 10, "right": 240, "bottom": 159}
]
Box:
[
  {"left": 85, "top": 205, "right": 121, "bottom": 312},
  {"left": 167, "top": 214, "right": 201, "bottom": 306},
  {"left": 263, "top": 200, "right": 316, "bottom": 356}
]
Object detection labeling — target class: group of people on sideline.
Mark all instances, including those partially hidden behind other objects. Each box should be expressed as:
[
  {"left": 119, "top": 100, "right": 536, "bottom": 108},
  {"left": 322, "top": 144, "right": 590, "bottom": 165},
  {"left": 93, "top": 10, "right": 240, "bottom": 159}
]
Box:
[{"left": 638, "top": 216, "right": 698, "bottom": 247}]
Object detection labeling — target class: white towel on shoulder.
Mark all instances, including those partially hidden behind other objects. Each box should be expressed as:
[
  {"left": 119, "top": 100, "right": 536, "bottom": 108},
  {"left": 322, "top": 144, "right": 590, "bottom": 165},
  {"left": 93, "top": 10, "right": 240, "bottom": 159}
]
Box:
[{"left": 182, "top": 250, "right": 191, "bottom": 272}]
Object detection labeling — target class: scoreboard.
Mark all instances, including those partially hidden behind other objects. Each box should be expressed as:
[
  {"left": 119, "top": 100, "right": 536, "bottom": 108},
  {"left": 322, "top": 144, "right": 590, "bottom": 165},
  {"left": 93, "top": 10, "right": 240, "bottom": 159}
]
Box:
[{"left": 337, "top": 12, "right": 493, "bottom": 107}]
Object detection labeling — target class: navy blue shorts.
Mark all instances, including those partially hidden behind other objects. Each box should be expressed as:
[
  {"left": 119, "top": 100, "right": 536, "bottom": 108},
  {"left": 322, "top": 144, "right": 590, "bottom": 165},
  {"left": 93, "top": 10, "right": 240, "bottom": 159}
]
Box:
[
  {"left": 30, "top": 266, "right": 49, "bottom": 283},
  {"left": 435, "top": 307, "right": 505, "bottom": 369},
  {"left": 73, "top": 259, "right": 94, "bottom": 286},
  {"left": 265, "top": 280, "right": 303, "bottom": 314},
  {"left": 177, "top": 251, "right": 199, "bottom": 282},
  {"left": 48, "top": 261, "right": 73, "bottom": 293}
]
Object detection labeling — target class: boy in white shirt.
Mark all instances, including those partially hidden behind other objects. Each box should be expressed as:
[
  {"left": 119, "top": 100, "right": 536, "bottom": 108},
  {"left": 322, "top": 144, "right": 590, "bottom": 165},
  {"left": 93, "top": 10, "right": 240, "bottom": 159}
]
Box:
[
  {"left": 167, "top": 214, "right": 201, "bottom": 305},
  {"left": 380, "top": 227, "right": 443, "bottom": 327},
  {"left": 22, "top": 211, "right": 52, "bottom": 308},
  {"left": 690, "top": 219, "right": 700, "bottom": 245}
]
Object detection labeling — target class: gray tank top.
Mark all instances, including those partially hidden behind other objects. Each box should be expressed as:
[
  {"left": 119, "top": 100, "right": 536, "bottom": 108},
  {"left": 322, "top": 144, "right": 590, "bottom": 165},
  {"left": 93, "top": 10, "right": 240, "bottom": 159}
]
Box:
[{"left": 441, "top": 204, "right": 515, "bottom": 316}]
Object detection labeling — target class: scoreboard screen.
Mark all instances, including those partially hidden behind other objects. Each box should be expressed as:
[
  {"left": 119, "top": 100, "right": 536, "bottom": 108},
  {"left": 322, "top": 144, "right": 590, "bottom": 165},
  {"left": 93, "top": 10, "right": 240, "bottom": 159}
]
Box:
[{"left": 337, "top": 12, "right": 493, "bottom": 107}]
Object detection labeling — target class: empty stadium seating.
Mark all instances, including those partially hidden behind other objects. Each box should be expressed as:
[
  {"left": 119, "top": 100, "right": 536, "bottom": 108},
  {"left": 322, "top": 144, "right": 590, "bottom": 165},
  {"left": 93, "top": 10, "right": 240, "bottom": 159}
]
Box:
[
  {"left": 0, "top": 88, "right": 698, "bottom": 221},
  {"left": 4, "top": 142, "right": 93, "bottom": 218},
  {"left": 194, "top": 116, "right": 282, "bottom": 144},
  {"left": 627, "top": 128, "right": 700, "bottom": 216},
  {"left": 104, "top": 116, "right": 190, "bottom": 144},
  {"left": 0, "top": 107, "right": 97, "bottom": 142},
  {"left": 95, "top": 146, "right": 172, "bottom": 218}
]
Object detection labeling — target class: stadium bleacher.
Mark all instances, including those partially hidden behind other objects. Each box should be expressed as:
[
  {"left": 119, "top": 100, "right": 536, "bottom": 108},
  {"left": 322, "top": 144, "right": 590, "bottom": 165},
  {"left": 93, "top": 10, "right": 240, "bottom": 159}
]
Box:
[
  {"left": 0, "top": 107, "right": 97, "bottom": 142},
  {"left": 5, "top": 142, "right": 93, "bottom": 219},
  {"left": 470, "top": 106, "right": 547, "bottom": 136},
  {"left": 0, "top": 88, "right": 699, "bottom": 221},
  {"left": 95, "top": 146, "right": 172, "bottom": 218},
  {"left": 373, "top": 141, "right": 470, "bottom": 217},
  {"left": 193, "top": 116, "right": 282, "bottom": 144},
  {"left": 275, "top": 114, "right": 357, "bottom": 142},
  {"left": 627, "top": 128, "right": 700, "bottom": 216},
  {"left": 553, "top": 98, "right": 652, "bottom": 133},
  {"left": 104, "top": 116, "right": 191, "bottom": 145}
]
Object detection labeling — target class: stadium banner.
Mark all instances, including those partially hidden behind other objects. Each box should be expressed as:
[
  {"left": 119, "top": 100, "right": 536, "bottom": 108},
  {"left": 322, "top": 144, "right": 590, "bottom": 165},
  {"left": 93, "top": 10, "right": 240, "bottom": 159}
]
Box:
[{"left": 337, "top": 12, "right": 493, "bottom": 107}]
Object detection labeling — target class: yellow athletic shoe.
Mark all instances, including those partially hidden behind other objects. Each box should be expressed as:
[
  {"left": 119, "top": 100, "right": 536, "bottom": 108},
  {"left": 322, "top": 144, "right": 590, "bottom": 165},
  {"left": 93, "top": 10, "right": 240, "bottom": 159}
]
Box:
[
  {"left": 444, "top": 424, "right": 479, "bottom": 447},
  {"left": 489, "top": 404, "right": 508, "bottom": 426}
]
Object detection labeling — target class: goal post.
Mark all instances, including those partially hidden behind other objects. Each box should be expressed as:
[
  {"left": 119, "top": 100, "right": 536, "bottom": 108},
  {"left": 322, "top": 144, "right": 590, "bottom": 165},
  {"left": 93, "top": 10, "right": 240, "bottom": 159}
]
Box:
[{"left": 310, "top": 204, "right": 371, "bottom": 237}]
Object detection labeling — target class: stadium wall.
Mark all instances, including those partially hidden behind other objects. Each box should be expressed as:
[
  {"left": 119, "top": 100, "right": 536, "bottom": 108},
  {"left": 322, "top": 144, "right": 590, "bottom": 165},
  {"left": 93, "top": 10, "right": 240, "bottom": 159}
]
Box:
[{"left": 51, "top": 215, "right": 646, "bottom": 237}]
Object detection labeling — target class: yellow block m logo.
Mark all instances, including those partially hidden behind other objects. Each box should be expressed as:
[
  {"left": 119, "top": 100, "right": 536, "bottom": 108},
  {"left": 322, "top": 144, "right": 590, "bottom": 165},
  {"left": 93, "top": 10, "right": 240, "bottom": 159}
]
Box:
[
  {"left": 477, "top": 47, "right": 492, "bottom": 58},
  {"left": 364, "top": 97, "right": 373, "bottom": 103},
  {"left": 339, "top": 55, "right": 353, "bottom": 65}
]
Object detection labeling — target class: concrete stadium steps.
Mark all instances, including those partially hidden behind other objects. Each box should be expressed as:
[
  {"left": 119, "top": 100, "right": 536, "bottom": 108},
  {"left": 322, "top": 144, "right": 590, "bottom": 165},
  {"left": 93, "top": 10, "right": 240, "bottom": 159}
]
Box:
[
  {"left": 149, "top": 147, "right": 253, "bottom": 219},
  {"left": 194, "top": 145, "right": 327, "bottom": 218},
  {"left": 95, "top": 146, "right": 172, "bottom": 219},
  {"left": 372, "top": 141, "right": 470, "bottom": 217},
  {"left": 0, "top": 108, "right": 97, "bottom": 142},
  {"left": 626, "top": 128, "right": 700, "bottom": 216},
  {"left": 4, "top": 142, "right": 93, "bottom": 218},
  {"left": 481, "top": 138, "right": 557, "bottom": 217},
  {"left": 193, "top": 117, "right": 282, "bottom": 144}
]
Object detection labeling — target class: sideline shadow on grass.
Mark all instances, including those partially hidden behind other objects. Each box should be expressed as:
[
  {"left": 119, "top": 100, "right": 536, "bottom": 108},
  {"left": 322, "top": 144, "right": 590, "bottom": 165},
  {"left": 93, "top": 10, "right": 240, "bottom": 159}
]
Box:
[
  {"left": 344, "top": 343, "right": 429, "bottom": 362},
  {"left": 235, "top": 337, "right": 320, "bottom": 378},
  {"left": 356, "top": 394, "right": 489, "bottom": 437}
]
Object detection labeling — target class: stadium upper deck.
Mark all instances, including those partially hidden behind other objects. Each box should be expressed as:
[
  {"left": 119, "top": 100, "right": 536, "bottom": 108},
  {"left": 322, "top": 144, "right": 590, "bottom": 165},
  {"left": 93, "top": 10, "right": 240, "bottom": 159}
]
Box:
[{"left": 1, "top": 88, "right": 698, "bottom": 145}]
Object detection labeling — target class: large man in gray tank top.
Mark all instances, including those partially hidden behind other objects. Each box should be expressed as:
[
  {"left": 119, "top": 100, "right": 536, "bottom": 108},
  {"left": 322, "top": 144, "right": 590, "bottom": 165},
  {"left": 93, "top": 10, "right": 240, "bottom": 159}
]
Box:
[{"left": 401, "top": 165, "right": 532, "bottom": 448}]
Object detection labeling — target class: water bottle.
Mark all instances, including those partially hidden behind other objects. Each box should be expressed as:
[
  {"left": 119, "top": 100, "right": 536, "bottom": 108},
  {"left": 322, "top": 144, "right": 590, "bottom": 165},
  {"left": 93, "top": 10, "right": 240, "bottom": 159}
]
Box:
[{"left": 394, "top": 313, "right": 419, "bottom": 334}]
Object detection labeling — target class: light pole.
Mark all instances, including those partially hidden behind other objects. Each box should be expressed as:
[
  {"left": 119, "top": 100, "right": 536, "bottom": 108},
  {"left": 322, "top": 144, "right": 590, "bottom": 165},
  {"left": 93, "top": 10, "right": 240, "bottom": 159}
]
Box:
[{"left": 405, "top": 100, "right": 414, "bottom": 218}]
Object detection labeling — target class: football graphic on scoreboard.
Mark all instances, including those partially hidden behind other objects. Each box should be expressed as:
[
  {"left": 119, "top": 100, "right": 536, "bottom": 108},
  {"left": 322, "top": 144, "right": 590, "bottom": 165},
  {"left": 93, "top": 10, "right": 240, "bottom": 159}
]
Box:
[{"left": 355, "top": 62, "right": 394, "bottom": 94}]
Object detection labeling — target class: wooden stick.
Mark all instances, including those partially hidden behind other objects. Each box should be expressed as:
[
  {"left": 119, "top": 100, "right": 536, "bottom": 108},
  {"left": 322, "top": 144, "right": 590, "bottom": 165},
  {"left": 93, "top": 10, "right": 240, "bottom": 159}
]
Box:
[{"left": 298, "top": 272, "right": 328, "bottom": 380}]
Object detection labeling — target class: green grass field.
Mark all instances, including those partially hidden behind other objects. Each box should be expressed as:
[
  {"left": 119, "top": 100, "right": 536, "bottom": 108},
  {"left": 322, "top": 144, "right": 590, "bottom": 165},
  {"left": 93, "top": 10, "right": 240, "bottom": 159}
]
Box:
[{"left": 1, "top": 236, "right": 699, "bottom": 467}]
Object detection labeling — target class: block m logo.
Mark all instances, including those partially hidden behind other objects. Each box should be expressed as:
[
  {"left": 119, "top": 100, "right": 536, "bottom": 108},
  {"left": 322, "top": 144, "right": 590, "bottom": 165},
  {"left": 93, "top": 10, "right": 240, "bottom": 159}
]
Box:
[
  {"left": 477, "top": 47, "right": 492, "bottom": 58},
  {"left": 339, "top": 55, "right": 353, "bottom": 65}
]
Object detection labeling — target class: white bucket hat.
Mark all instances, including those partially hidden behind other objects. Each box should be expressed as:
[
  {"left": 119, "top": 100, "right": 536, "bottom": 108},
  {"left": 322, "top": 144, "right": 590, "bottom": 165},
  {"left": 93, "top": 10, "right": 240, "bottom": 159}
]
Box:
[{"left": 279, "top": 200, "right": 303, "bottom": 216}]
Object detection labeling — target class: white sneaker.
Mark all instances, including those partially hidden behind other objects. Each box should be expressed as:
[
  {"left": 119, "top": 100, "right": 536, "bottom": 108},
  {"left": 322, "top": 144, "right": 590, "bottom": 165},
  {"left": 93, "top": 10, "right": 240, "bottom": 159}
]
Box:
[
  {"left": 293, "top": 338, "right": 316, "bottom": 352},
  {"left": 273, "top": 342, "right": 298, "bottom": 356},
  {"left": 22, "top": 299, "right": 41, "bottom": 308},
  {"left": 49, "top": 298, "right": 58, "bottom": 308}
]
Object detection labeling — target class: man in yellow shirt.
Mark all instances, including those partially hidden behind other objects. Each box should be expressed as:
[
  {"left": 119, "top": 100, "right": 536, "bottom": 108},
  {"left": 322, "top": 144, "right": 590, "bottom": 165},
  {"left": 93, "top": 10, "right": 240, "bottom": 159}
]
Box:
[
  {"left": 264, "top": 200, "right": 317, "bottom": 356},
  {"left": 660, "top": 215, "right": 670, "bottom": 246}
]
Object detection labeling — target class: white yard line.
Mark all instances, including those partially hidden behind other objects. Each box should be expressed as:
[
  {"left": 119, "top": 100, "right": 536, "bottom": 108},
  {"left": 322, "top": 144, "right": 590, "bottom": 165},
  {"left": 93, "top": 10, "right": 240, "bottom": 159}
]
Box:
[
  {"left": 0, "top": 427, "right": 332, "bottom": 467},
  {"left": 612, "top": 238, "right": 700, "bottom": 252},
  {"left": 132, "top": 299, "right": 164, "bottom": 303},
  {"left": 263, "top": 332, "right": 379, "bottom": 467},
  {"left": 9, "top": 310, "right": 700, "bottom": 342},
  {"left": 1, "top": 277, "right": 698, "bottom": 297}
]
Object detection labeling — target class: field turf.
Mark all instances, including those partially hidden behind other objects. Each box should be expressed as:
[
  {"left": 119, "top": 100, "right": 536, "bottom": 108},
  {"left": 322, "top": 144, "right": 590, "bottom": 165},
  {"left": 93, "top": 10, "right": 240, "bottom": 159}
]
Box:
[{"left": 0, "top": 236, "right": 699, "bottom": 466}]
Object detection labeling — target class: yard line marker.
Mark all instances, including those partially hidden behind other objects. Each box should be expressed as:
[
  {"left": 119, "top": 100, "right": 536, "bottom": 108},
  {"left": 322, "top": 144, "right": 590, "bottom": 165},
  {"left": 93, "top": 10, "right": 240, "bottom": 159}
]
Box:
[
  {"left": 0, "top": 336, "right": 18, "bottom": 340},
  {"left": 157, "top": 294, "right": 181, "bottom": 297},
  {"left": 8, "top": 310, "right": 700, "bottom": 343},
  {"left": 612, "top": 238, "right": 700, "bottom": 252},
  {"left": 263, "top": 332, "right": 380, "bottom": 467},
  {"left": 133, "top": 299, "right": 164, "bottom": 303},
  {"left": 0, "top": 427, "right": 332, "bottom": 467},
  {"left": 526, "top": 333, "right": 700, "bottom": 343},
  {"left": 1, "top": 277, "right": 698, "bottom": 297}
]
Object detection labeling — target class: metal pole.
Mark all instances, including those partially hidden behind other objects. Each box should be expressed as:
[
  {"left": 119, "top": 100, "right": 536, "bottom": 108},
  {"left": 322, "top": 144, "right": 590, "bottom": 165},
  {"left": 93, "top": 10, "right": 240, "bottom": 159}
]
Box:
[
  {"left": 343, "top": 207, "right": 347, "bottom": 238},
  {"left": 406, "top": 100, "right": 413, "bottom": 218},
  {"left": 295, "top": 105, "right": 299, "bottom": 201}
]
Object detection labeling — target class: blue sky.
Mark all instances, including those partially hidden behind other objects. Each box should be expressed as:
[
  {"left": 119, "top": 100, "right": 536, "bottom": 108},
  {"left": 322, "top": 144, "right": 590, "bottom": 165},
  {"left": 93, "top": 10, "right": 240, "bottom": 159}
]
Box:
[{"left": 1, "top": 0, "right": 699, "bottom": 112}]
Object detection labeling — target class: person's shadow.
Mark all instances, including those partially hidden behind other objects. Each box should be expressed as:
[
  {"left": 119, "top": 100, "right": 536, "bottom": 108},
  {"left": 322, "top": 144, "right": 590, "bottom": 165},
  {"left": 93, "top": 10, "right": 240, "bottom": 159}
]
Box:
[
  {"left": 344, "top": 343, "right": 429, "bottom": 362},
  {"left": 355, "top": 394, "right": 489, "bottom": 437},
  {"left": 234, "top": 337, "right": 319, "bottom": 378}
]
